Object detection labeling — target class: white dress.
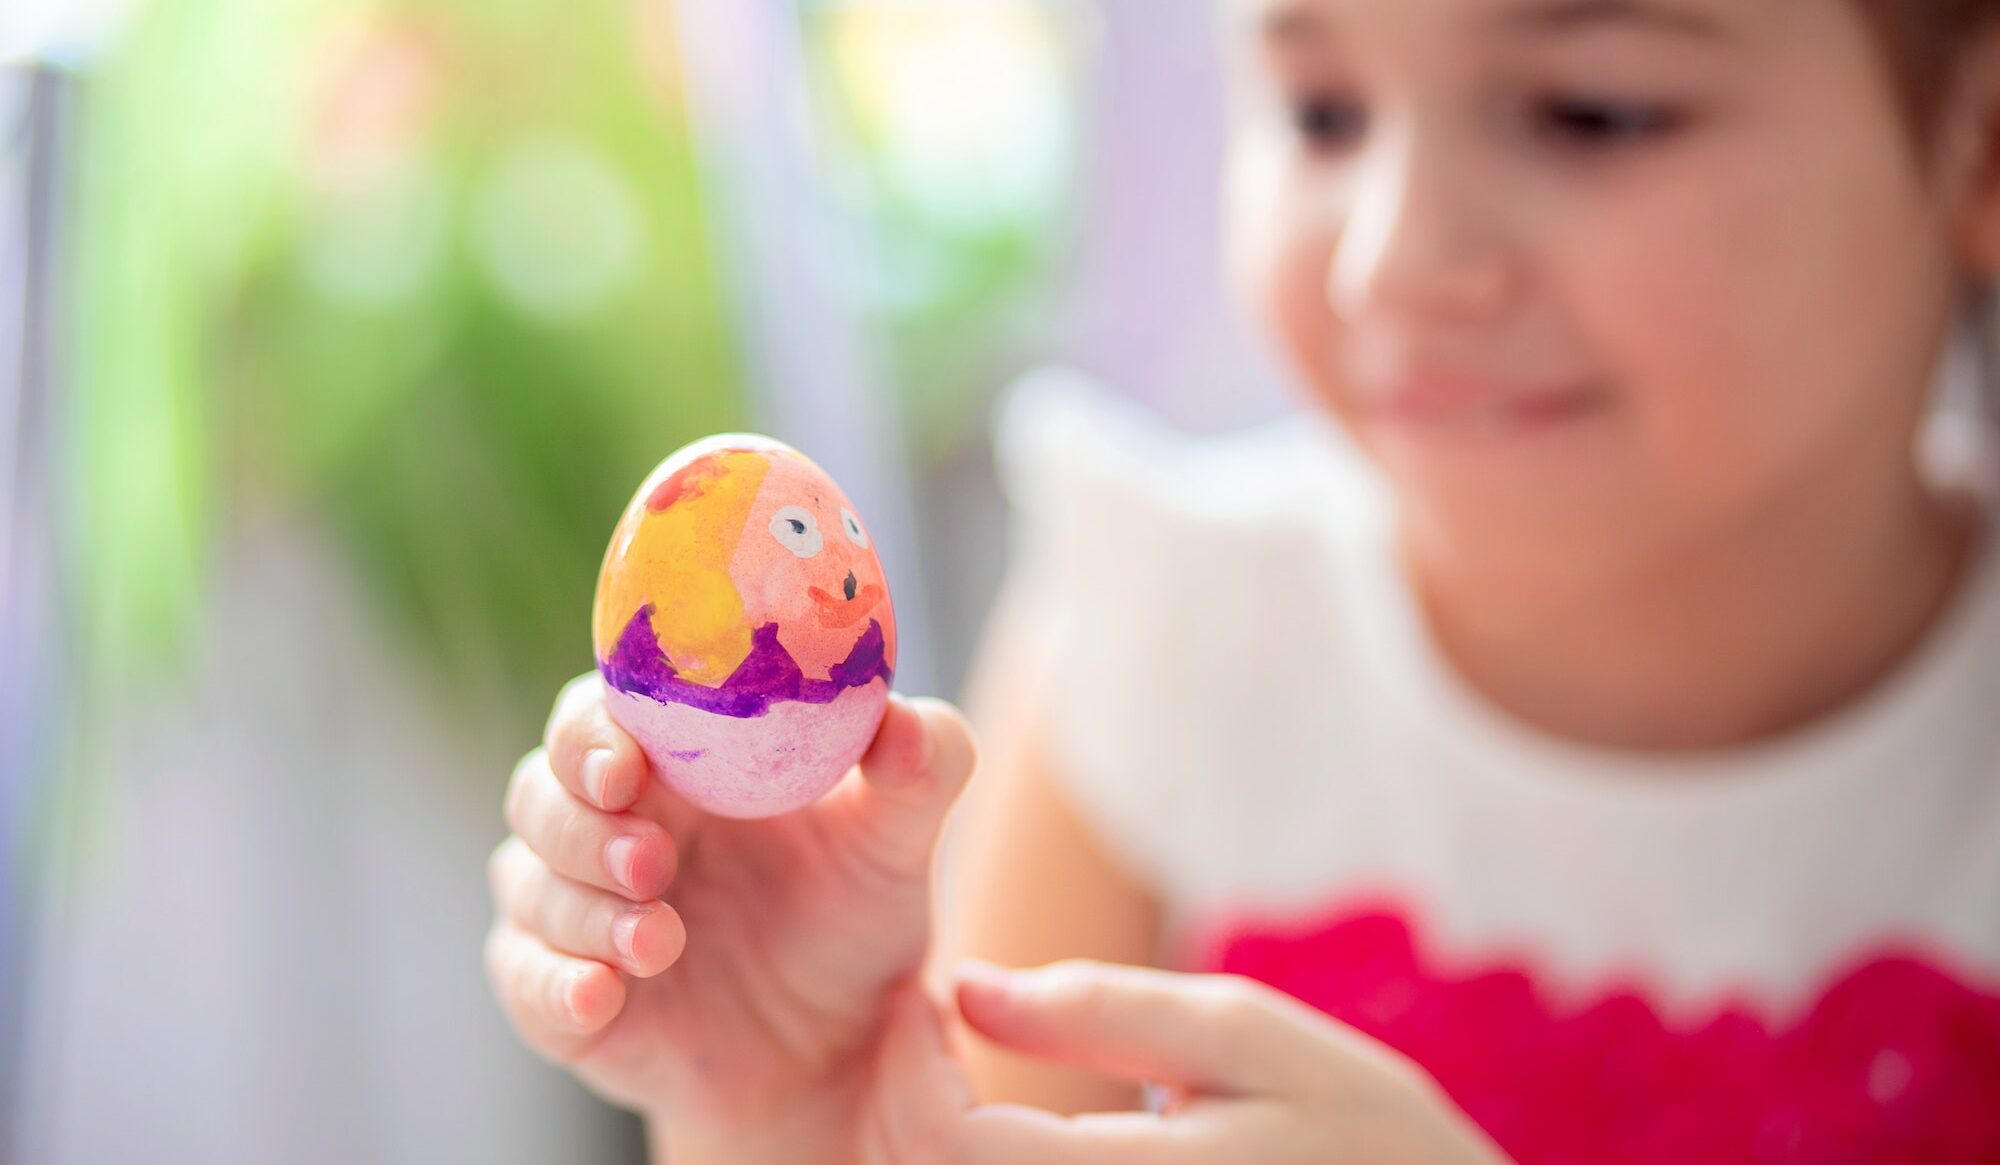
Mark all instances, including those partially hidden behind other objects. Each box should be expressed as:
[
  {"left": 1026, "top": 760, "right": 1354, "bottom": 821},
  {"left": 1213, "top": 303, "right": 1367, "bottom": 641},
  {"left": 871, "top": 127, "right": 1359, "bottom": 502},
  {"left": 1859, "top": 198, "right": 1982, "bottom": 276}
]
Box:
[{"left": 992, "top": 370, "right": 2000, "bottom": 1163}]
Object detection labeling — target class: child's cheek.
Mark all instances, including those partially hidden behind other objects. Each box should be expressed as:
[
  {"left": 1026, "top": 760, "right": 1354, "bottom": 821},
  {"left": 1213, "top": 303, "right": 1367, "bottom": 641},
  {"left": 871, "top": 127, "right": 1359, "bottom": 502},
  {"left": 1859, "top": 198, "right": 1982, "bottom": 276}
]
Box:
[
  {"left": 1226, "top": 136, "right": 1359, "bottom": 408},
  {"left": 1255, "top": 222, "right": 1356, "bottom": 422}
]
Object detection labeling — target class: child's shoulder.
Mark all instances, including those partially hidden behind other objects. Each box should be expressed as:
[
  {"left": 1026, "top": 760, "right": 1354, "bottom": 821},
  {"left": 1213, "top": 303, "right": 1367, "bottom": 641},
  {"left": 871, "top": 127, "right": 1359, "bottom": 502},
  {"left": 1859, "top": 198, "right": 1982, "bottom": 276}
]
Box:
[
  {"left": 990, "top": 369, "right": 1403, "bottom": 902},
  {"left": 992, "top": 368, "right": 1399, "bottom": 701},
  {"left": 994, "top": 367, "right": 1391, "bottom": 573}
]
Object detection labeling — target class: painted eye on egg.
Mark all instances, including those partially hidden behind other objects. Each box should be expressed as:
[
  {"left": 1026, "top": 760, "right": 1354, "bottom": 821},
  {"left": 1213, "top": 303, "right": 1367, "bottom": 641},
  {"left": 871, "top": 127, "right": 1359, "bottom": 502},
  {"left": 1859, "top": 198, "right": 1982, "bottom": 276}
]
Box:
[
  {"left": 770, "top": 506, "right": 824, "bottom": 558},
  {"left": 840, "top": 507, "right": 869, "bottom": 550}
]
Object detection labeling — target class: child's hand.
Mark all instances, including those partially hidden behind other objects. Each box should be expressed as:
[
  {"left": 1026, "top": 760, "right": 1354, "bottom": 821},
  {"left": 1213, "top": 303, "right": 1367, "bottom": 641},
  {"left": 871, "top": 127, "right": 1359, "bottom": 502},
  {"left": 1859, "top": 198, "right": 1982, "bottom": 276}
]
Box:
[
  {"left": 483, "top": 673, "right": 976, "bottom": 1163},
  {"left": 863, "top": 960, "right": 1514, "bottom": 1165}
]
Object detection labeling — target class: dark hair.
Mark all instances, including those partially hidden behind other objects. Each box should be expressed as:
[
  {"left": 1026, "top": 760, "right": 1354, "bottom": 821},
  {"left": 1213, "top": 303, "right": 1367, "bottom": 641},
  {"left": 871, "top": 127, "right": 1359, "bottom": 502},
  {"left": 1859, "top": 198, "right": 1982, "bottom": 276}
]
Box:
[{"left": 1854, "top": 1, "right": 2000, "bottom": 154}]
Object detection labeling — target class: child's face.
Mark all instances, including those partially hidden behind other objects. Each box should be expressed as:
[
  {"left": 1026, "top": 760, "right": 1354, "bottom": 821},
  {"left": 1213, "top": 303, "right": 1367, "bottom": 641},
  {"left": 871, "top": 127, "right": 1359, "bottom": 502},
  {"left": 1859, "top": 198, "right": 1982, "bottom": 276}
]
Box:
[{"left": 1225, "top": 0, "right": 1995, "bottom": 575}]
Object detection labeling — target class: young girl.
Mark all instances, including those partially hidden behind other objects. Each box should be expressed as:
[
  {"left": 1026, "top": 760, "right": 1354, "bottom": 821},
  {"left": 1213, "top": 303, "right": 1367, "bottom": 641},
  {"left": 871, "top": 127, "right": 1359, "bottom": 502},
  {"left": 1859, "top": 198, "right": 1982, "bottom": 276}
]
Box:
[{"left": 485, "top": 0, "right": 2000, "bottom": 1160}]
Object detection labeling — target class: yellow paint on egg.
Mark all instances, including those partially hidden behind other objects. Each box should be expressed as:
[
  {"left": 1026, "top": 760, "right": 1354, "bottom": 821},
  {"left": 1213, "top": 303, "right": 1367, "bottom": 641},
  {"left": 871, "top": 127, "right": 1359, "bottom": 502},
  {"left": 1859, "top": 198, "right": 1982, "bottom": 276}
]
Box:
[{"left": 591, "top": 448, "right": 772, "bottom": 686}]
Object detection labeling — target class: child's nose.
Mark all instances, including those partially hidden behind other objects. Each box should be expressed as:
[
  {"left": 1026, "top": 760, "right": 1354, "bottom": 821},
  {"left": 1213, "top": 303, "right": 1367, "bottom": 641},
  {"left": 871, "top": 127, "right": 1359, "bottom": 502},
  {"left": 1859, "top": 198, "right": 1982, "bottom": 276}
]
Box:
[{"left": 1326, "top": 139, "right": 1516, "bottom": 327}]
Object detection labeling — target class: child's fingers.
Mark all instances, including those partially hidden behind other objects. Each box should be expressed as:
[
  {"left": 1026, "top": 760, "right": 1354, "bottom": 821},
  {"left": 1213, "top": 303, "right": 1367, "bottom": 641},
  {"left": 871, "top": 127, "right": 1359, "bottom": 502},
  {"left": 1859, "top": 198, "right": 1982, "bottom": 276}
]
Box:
[
  {"left": 482, "top": 918, "right": 628, "bottom": 1065},
  {"left": 866, "top": 984, "right": 1204, "bottom": 1165},
  {"left": 865, "top": 986, "right": 1163, "bottom": 1165},
  {"left": 825, "top": 695, "right": 979, "bottom": 884},
  {"left": 624, "top": 760, "right": 708, "bottom": 848},
  {"left": 488, "top": 836, "right": 687, "bottom": 977},
  {"left": 543, "top": 673, "right": 707, "bottom": 843},
  {"left": 544, "top": 672, "right": 650, "bottom": 812},
  {"left": 952, "top": 960, "right": 1322, "bottom": 1098},
  {"left": 504, "top": 748, "right": 677, "bottom": 902}
]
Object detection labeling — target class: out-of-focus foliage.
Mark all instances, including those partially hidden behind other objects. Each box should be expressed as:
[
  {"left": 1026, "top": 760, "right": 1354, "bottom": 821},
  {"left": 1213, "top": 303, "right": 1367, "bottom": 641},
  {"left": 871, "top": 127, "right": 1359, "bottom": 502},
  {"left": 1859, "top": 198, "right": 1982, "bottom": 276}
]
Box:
[
  {"left": 801, "top": 0, "right": 1085, "bottom": 453},
  {"left": 68, "top": 0, "right": 746, "bottom": 722}
]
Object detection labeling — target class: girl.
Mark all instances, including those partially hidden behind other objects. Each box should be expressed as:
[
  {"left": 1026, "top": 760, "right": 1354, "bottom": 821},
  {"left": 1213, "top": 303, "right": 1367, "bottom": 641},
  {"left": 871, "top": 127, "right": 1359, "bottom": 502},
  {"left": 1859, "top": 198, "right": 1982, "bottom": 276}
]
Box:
[{"left": 485, "top": 0, "right": 2000, "bottom": 1160}]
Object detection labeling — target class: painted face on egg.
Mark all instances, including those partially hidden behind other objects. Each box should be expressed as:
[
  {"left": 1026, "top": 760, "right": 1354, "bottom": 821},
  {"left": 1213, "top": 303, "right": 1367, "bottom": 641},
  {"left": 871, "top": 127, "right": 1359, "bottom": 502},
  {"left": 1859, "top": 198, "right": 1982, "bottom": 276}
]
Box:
[
  {"left": 592, "top": 435, "right": 897, "bottom": 818},
  {"left": 730, "top": 457, "right": 895, "bottom": 682}
]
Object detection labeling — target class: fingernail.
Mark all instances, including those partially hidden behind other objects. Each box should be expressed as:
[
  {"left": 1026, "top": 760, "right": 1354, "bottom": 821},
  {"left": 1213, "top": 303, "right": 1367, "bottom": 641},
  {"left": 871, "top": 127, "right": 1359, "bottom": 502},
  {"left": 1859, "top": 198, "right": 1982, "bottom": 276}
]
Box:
[
  {"left": 583, "top": 749, "right": 613, "bottom": 806},
  {"left": 605, "top": 835, "right": 642, "bottom": 896},
  {"left": 956, "top": 959, "right": 1016, "bottom": 994},
  {"left": 613, "top": 907, "right": 651, "bottom": 968},
  {"left": 561, "top": 963, "right": 593, "bottom": 1025}
]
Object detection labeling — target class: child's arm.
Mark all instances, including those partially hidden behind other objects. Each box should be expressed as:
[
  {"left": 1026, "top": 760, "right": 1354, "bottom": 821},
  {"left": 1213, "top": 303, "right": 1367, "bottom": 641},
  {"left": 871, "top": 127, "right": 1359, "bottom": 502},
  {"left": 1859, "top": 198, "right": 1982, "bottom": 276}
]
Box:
[{"left": 930, "top": 577, "right": 1167, "bottom": 1114}]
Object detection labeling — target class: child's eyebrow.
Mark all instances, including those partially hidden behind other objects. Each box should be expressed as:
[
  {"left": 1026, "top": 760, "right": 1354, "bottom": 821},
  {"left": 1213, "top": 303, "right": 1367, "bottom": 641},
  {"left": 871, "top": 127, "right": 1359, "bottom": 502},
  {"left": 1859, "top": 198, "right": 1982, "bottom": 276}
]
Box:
[
  {"left": 1257, "top": 4, "right": 1331, "bottom": 48},
  {"left": 1493, "top": 0, "right": 1730, "bottom": 41},
  {"left": 1249, "top": 0, "right": 1730, "bottom": 49}
]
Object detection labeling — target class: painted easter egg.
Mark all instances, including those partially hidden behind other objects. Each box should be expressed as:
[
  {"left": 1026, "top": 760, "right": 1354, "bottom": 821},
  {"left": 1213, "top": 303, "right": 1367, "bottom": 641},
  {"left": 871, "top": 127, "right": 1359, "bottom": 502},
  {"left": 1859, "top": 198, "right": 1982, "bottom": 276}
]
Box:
[{"left": 592, "top": 435, "right": 897, "bottom": 818}]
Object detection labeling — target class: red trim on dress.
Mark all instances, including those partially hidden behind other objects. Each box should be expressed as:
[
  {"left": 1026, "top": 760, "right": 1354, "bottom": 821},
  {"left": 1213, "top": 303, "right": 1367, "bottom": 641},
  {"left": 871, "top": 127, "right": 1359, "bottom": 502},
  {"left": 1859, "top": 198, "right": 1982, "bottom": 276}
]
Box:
[{"left": 1190, "top": 901, "right": 2000, "bottom": 1163}]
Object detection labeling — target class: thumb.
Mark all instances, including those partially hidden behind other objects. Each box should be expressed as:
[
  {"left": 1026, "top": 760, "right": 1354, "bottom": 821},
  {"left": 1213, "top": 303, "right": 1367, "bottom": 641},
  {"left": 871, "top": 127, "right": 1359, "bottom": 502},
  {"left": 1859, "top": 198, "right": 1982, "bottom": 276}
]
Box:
[
  {"left": 821, "top": 694, "right": 978, "bottom": 884},
  {"left": 867, "top": 981, "right": 1160, "bottom": 1165},
  {"left": 952, "top": 959, "right": 1333, "bottom": 1098}
]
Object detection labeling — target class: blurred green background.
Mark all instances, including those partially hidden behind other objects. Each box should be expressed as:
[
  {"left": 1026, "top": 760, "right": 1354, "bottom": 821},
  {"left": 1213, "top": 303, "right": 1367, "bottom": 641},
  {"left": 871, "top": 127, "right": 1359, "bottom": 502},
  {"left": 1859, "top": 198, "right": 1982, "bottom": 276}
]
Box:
[{"left": 1, "top": 0, "right": 1280, "bottom": 1159}]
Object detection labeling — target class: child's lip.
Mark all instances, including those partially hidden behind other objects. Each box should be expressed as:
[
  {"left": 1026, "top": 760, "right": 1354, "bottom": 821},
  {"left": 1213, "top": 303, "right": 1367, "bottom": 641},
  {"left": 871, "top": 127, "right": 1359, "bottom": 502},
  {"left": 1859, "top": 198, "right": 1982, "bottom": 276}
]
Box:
[{"left": 1357, "top": 373, "right": 1608, "bottom": 435}]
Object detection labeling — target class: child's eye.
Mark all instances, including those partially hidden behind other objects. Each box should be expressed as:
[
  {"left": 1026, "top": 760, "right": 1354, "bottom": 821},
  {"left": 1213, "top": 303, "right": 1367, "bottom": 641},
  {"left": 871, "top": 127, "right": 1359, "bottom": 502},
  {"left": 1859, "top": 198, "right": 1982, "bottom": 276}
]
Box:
[
  {"left": 1289, "top": 93, "right": 1368, "bottom": 152},
  {"left": 1534, "top": 96, "right": 1686, "bottom": 149}
]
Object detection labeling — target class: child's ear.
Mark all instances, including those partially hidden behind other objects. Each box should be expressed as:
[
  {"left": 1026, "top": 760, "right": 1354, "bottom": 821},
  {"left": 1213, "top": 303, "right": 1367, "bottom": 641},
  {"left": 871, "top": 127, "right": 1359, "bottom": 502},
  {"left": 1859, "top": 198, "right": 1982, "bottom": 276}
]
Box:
[{"left": 1947, "top": 25, "right": 2000, "bottom": 278}]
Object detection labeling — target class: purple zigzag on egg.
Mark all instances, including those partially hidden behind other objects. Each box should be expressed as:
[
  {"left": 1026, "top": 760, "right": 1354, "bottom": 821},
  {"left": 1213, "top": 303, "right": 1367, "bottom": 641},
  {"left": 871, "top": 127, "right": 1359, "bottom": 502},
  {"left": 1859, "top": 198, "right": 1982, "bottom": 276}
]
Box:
[{"left": 602, "top": 604, "right": 893, "bottom": 719}]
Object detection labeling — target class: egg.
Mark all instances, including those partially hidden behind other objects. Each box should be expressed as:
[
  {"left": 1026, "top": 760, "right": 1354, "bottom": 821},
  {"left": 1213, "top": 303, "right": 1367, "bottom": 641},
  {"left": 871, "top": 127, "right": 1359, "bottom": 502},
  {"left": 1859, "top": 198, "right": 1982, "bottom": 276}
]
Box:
[{"left": 592, "top": 434, "right": 898, "bottom": 818}]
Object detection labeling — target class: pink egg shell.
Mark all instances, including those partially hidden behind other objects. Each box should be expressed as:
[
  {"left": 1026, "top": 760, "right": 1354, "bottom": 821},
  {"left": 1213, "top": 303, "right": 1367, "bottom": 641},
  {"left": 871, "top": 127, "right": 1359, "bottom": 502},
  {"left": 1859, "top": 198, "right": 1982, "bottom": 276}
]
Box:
[{"left": 604, "top": 680, "right": 887, "bottom": 818}]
